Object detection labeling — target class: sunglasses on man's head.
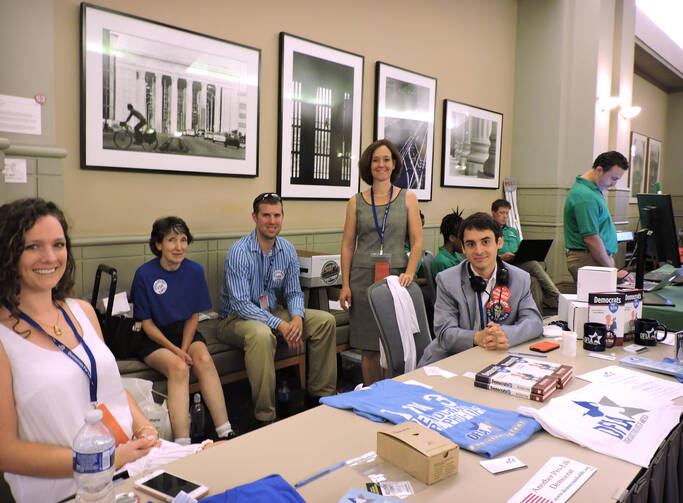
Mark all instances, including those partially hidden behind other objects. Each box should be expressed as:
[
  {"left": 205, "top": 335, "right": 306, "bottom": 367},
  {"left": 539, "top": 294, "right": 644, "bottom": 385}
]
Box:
[{"left": 254, "top": 193, "right": 281, "bottom": 204}]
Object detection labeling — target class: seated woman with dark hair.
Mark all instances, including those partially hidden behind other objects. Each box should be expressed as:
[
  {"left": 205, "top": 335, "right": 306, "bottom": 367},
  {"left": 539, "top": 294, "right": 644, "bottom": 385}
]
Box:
[
  {"left": 130, "top": 216, "right": 234, "bottom": 444},
  {"left": 0, "top": 199, "right": 160, "bottom": 503}
]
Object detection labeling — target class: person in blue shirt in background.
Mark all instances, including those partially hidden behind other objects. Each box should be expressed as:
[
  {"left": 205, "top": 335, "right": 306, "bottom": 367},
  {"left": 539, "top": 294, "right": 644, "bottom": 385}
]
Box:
[
  {"left": 217, "top": 193, "right": 337, "bottom": 427},
  {"left": 131, "top": 217, "right": 235, "bottom": 444}
]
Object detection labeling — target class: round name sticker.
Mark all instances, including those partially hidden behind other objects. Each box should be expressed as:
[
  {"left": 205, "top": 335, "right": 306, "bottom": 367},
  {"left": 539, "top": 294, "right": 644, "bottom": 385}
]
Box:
[
  {"left": 272, "top": 269, "right": 285, "bottom": 282},
  {"left": 153, "top": 279, "right": 167, "bottom": 295}
]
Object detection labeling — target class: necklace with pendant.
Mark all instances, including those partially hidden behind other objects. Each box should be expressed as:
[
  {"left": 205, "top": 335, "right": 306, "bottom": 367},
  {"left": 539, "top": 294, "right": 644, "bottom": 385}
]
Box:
[{"left": 52, "top": 308, "right": 62, "bottom": 336}]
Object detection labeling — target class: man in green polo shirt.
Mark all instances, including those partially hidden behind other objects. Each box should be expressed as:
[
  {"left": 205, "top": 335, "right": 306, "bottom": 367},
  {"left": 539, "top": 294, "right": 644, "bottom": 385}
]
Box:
[
  {"left": 563, "top": 151, "right": 633, "bottom": 283},
  {"left": 492, "top": 199, "right": 560, "bottom": 312},
  {"left": 432, "top": 209, "right": 465, "bottom": 279}
]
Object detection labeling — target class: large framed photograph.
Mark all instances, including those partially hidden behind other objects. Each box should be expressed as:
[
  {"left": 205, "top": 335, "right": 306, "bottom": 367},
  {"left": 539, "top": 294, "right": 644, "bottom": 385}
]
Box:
[
  {"left": 645, "top": 137, "right": 661, "bottom": 194},
  {"left": 374, "top": 62, "right": 436, "bottom": 201},
  {"left": 81, "top": 3, "right": 260, "bottom": 176},
  {"left": 628, "top": 131, "right": 647, "bottom": 201},
  {"left": 278, "top": 33, "right": 363, "bottom": 199},
  {"left": 441, "top": 100, "right": 502, "bottom": 189}
]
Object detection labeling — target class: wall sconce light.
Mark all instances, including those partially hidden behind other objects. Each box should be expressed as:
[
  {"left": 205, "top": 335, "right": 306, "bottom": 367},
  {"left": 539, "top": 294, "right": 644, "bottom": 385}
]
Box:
[
  {"left": 597, "top": 96, "right": 621, "bottom": 111},
  {"left": 618, "top": 106, "right": 642, "bottom": 119}
]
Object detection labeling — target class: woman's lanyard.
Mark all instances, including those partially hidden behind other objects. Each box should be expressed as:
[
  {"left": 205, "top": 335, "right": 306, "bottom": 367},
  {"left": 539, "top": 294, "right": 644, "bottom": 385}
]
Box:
[
  {"left": 371, "top": 185, "right": 394, "bottom": 255},
  {"left": 8, "top": 302, "right": 98, "bottom": 403}
]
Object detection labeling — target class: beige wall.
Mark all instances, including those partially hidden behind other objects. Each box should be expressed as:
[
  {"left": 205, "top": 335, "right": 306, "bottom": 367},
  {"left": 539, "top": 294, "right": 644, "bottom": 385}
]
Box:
[
  {"left": 630, "top": 74, "right": 668, "bottom": 144},
  {"left": 53, "top": 0, "right": 518, "bottom": 238}
]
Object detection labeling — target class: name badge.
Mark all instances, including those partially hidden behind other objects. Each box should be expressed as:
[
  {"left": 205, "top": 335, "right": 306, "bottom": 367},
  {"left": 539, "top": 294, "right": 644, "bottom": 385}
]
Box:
[
  {"left": 370, "top": 252, "right": 392, "bottom": 282},
  {"left": 259, "top": 294, "right": 270, "bottom": 312}
]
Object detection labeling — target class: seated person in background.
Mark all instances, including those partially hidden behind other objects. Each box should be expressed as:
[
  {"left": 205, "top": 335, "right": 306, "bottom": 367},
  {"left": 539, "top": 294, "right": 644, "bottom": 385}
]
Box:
[
  {"left": 491, "top": 199, "right": 560, "bottom": 313},
  {"left": 431, "top": 208, "right": 465, "bottom": 279},
  {"left": 217, "top": 193, "right": 337, "bottom": 426},
  {"left": 419, "top": 212, "right": 543, "bottom": 366},
  {"left": 130, "top": 217, "right": 235, "bottom": 444},
  {"left": 0, "top": 199, "right": 210, "bottom": 503}
]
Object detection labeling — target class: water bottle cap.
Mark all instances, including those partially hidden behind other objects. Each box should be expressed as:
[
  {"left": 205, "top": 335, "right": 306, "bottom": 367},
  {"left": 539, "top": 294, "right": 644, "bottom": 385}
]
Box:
[
  {"left": 85, "top": 408, "right": 103, "bottom": 424},
  {"left": 194, "top": 393, "right": 201, "bottom": 403}
]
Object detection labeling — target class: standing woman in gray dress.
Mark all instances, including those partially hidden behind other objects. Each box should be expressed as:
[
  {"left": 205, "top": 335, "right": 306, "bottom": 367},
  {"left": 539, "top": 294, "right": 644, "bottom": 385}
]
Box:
[{"left": 339, "top": 139, "right": 423, "bottom": 385}]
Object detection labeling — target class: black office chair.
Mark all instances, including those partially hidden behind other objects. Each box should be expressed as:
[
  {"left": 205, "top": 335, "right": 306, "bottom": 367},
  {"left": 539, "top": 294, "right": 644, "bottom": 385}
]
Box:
[{"left": 367, "top": 279, "right": 433, "bottom": 377}]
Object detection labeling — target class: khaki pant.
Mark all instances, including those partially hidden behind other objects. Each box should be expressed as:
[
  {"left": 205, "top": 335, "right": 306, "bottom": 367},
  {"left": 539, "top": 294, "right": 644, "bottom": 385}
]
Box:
[
  {"left": 217, "top": 307, "right": 337, "bottom": 421},
  {"left": 566, "top": 249, "right": 602, "bottom": 283},
  {"left": 516, "top": 260, "right": 560, "bottom": 311}
]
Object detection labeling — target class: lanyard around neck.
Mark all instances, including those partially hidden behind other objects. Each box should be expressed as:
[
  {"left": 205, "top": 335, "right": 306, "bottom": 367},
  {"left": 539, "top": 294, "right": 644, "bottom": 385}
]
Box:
[
  {"left": 7, "top": 302, "right": 98, "bottom": 403},
  {"left": 371, "top": 185, "right": 394, "bottom": 255}
]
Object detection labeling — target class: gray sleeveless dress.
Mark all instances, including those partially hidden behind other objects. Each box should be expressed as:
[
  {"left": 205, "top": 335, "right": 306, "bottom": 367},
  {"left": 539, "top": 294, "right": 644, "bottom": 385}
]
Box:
[{"left": 349, "top": 189, "right": 409, "bottom": 351}]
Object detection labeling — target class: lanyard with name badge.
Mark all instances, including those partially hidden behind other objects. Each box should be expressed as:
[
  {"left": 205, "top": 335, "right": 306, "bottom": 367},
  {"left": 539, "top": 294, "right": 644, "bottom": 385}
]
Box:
[
  {"left": 259, "top": 247, "right": 275, "bottom": 313},
  {"left": 370, "top": 185, "right": 394, "bottom": 281}
]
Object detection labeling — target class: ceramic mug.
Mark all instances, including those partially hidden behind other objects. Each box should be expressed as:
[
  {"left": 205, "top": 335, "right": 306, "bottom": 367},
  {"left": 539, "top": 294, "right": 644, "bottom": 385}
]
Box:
[
  {"left": 634, "top": 318, "right": 667, "bottom": 346},
  {"left": 583, "top": 322, "right": 616, "bottom": 352}
]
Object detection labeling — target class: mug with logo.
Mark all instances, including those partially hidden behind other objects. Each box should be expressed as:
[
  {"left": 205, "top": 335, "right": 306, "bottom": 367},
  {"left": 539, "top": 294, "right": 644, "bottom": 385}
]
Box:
[
  {"left": 583, "top": 322, "right": 616, "bottom": 352},
  {"left": 634, "top": 318, "right": 667, "bottom": 346}
]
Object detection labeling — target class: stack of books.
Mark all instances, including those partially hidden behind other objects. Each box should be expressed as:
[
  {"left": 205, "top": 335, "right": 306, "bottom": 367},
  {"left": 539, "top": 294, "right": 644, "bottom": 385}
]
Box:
[{"left": 475, "top": 356, "right": 574, "bottom": 402}]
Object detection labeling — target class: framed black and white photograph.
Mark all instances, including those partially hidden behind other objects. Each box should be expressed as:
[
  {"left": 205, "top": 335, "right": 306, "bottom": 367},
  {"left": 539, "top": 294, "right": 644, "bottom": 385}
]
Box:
[
  {"left": 81, "top": 3, "right": 260, "bottom": 176},
  {"left": 628, "top": 131, "right": 647, "bottom": 201},
  {"left": 374, "top": 62, "right": 436, "bottom": 201},
  {"left": 278, "top": 32, "right": 363, "bottom": 199},
  {"left": 645, "top": 137, "right": 661, "bottom": 194},
  {"left": 441, "top": 100, "right": 502, "bottom": 189}
]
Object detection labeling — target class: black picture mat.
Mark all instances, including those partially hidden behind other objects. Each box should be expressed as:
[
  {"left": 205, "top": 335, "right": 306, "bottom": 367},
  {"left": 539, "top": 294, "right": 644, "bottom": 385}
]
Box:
[{"left": 80, "top": 2, "right": 261, "bottom": 177}]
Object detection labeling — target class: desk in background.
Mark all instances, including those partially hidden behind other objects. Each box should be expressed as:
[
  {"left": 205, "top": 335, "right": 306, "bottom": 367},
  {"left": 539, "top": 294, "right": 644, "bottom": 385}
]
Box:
[{"left": 115, "top": 340, "right": 681, "bottom": 502}]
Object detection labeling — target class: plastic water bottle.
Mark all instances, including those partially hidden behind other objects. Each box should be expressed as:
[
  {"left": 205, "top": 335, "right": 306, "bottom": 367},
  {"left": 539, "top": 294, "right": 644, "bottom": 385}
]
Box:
[
  {"left": 190, "top": 393, "right": 205, "bottom": 442},
  {"left": 73, "top": 408, "right": 115, "bottom": 503},
  {"left": 277, "top": 379, "right": 291, "bottom": 417}
]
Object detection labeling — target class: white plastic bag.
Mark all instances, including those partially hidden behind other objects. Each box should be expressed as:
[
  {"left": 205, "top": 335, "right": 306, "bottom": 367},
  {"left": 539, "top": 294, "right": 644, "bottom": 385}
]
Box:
[{"left": 122, "top": 377, "right": 172, "bottom": 440}]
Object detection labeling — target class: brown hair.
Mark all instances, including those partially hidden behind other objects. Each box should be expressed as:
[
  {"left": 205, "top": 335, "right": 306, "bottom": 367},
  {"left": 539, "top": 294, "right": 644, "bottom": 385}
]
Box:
[{"left": 358, "top": 139, "right": 403, "bottom": 185}]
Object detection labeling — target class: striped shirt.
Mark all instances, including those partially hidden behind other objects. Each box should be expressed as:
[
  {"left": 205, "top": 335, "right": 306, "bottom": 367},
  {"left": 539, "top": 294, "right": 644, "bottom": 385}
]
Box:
[{"left": 219, "top": 230, "right": 304, "bottom": 328}]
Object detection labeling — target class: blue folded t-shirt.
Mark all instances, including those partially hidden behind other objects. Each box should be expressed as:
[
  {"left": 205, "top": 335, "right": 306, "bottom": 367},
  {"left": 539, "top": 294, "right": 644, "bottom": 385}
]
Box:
[
  {"left": 200, "top": 474, "right": 304, "bottom": 503},
  {"left": 321, "top": 379, "right": 541, "bottom": 458}
]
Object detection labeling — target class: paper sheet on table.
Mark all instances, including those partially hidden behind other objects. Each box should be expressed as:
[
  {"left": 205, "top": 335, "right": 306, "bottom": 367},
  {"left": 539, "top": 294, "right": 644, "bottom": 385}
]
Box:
[
  {"left": 576, "top": 365, "right": 683, "bottom": 400},
  {"left": 423, "top": 366, "right": 457, "bottom": 378},
  {"left": 505, "top": 457, "right": 596, "bottom": 503}
]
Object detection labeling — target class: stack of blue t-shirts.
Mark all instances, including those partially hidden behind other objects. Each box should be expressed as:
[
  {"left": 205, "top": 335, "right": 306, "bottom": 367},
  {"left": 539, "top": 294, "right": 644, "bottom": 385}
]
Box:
[
  {"left": 200, "top": 474, "right": 304, "bottom": 503},
  {"left": 321, "top": 379, "right": 541, "bottom": 458}
]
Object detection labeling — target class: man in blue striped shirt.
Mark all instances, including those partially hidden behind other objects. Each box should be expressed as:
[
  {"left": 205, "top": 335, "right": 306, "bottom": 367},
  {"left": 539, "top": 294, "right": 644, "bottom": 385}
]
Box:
[{"left": 217, "top": 193, "right": 337, "bottom": 425}]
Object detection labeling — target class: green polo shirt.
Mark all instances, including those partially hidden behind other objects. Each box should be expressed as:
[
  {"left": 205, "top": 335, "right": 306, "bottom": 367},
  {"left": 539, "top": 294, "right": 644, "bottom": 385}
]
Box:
[
  {"left": 498, "top": 225, "right": 521, "bottom": 255},
  {"left": 431, "top": 246, "right": 464, "bottom": 279},
  {"left": 563, "top": 175, "right": 618, "bottom": 255}
]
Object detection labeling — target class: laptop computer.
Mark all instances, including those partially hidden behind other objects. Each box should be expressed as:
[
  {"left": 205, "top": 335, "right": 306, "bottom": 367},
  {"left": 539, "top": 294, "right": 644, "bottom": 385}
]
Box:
[
  {"left": 620, "top": 267, "right": 683, "bottom": 306},
  {"left": 511, "top": 239, "right": 553, "bottom": 264}
]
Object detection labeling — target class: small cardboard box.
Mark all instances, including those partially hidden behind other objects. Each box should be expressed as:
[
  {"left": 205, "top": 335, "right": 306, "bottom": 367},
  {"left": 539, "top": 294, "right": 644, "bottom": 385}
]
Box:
[
  {"left": 588, "top": 292, "right": 626, "bottom": 345},
  {"left": 558, "top": 293, "right": 578, "bottom": 322},
  {"left": 296, "top": 250, "right": 342, "bottom": 287},
  {"left": 577, "top": 266, "right": 617, "bottom": 302},
  {"left": 567, "top": 299, "right": 589, "bottom": 339},
  {"left": 620, "top": 289, "right": 644, "bottom": 338},
  {"left": 377, "top": 422, "right": 459, "bottom": 485}
]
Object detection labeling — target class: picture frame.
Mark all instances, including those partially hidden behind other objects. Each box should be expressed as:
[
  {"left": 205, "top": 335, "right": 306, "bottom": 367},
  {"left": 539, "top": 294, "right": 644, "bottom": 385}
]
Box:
[
  {"left": 645, "top": 137, "right": 662, "bottom": 194},
  {"left": 441, "top": 100, "right": 502, "bottom": 189},
  {"left": 628, "top": 131, "right": 648, "bottom": 201},
  {"left": 81, "top": 3, "right": 261, "bottom": 176},
  {"left": 374, "top": 62, "right": 436, "bottom": 201},
  {"left": 277, "top": 32, "right": 363, "bottom": 200}
]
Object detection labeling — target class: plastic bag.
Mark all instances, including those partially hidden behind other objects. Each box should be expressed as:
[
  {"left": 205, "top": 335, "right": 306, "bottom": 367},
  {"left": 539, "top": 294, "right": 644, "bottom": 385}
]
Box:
[{"left": 122, "top": 377, "right": 172, "bottom": 440}]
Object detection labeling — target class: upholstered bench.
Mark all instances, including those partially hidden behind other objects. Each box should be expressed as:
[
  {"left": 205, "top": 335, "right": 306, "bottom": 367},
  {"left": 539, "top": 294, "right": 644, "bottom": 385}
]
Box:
[{"left": 116, "top": 310, "right": 350, "bottom": 392}]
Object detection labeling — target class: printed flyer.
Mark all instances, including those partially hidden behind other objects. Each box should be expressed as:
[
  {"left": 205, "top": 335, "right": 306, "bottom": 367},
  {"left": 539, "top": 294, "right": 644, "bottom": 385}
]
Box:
[{"left": 506, "top": 457, "right": 596, "bottom": 503}]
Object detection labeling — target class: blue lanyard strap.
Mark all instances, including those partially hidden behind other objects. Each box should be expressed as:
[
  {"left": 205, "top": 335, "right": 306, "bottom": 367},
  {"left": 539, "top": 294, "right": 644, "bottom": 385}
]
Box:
[
  {"left": 6, "top": 302, "right": 98, "bottom": 403},
  {"left": 477, "top": 293, "right": 488, "bottom": 330},
  {"left": 371, "top": 185, "right": 394, "bottom": 254}
]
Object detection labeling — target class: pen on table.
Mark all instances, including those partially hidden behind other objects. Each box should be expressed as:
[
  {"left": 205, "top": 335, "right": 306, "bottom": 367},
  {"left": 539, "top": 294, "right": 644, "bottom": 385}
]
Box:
[
  {"left": 294, "top": 460, "right": 346, "bottom": 488},
  {"left": 507, "top": 351, "right": 547, "bottom": 359}
]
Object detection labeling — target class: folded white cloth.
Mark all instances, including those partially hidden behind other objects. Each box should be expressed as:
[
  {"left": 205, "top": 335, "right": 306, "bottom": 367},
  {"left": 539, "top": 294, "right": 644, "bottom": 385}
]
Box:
[{"left": 119, "top": 439, "right": 212, "bottom": 476}]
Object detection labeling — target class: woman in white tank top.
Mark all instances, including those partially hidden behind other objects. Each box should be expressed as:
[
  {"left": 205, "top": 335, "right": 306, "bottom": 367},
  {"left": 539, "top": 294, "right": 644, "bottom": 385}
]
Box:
[{"left": 0, "top": 199, "right": 161, "bottom": 503}]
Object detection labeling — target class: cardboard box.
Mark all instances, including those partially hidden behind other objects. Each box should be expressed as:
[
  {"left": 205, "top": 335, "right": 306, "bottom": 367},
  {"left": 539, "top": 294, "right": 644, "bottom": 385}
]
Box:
[
  {"left": 620, "top": 289, "right": 644, "bottom": 337},
  {"left": 377, "top": 422, "right": 459, "bottom": 485},
  {"left": 577, "top": 266, "right": 617, "bottom": 302},
  {"left": 297, "top": 250, "right": 342, "bottom": 287},
  {"left": 567, "top": 299, "right": 589, "bottom": 339},
  {"left": 558, "top": 293, "right": 578, "bottom": 322},
  {"left": 588, "top": 292, "right": 626, "bottom": 345}
]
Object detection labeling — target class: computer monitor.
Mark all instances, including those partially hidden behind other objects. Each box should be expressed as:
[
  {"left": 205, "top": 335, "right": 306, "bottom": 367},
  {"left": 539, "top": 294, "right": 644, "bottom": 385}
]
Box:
[{"left": 636, "top": 193, "right": 681, "bottom": 268}]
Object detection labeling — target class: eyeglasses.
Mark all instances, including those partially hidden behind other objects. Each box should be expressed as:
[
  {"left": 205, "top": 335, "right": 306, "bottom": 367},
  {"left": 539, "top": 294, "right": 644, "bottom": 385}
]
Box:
[{"left": 253, "top": 192, "right": 281, "bottom": 204}]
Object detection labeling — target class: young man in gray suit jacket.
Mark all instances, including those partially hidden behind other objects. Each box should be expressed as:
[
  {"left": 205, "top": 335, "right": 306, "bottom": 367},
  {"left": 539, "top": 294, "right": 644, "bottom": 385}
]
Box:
[{"left": 419, "top": 212, "right": 543, "bottom": 366}]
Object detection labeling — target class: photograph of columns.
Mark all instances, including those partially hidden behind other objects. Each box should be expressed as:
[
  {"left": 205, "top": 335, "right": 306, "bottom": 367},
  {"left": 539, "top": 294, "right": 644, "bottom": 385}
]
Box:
[
  {"left": 374, "top": 62, "right": 436, "bottom": 201},
  {"left": 629, "top": 131, "right": 648, "bottom": 202},
  {"left": 645, "top": 137, "right": 662, "bottom": 195},
  {"left": 81, "top": 3, "right": 261, "bottom": 176},
  {"left": 441, "top": 100, "right": 502, "bottom": 189},
  {"left": 278, "top": 33, "right": 363, "bottom": 200}
]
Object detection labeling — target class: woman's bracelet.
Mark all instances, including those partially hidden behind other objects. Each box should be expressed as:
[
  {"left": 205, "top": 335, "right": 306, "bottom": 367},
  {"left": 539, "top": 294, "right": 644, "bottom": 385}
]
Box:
[{"left": 133, "top": 424, "right": 158, "bottom": 439}]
